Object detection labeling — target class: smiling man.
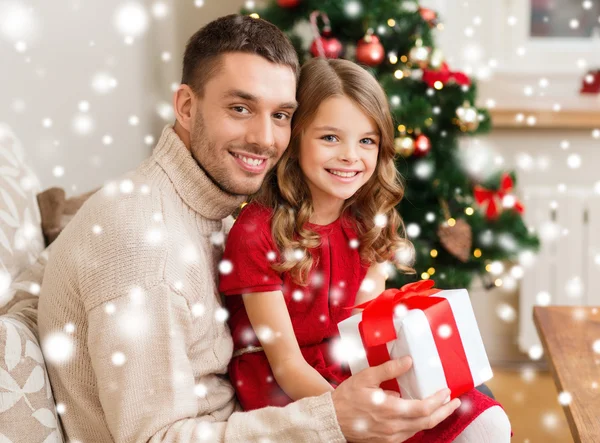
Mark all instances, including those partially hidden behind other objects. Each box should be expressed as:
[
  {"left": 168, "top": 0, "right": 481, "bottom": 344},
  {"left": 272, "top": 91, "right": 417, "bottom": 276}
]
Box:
[{"left": 38, "top": 14, "right": 461, "bottom": 443}]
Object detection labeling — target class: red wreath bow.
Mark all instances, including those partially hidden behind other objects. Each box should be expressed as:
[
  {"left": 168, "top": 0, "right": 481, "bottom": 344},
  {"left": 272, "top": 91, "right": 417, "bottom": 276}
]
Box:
[
  {"left": 423, "top": 62, "right": 471, "bottom": 88},
  {"left": 474, "top": 173, "right": 524, "bottom": 220}
]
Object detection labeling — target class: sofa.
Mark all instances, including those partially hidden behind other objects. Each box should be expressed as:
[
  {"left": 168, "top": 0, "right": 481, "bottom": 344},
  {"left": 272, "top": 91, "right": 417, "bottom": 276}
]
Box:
[{"left": 0, "top": 124, "right": 64, "bottom": 442}]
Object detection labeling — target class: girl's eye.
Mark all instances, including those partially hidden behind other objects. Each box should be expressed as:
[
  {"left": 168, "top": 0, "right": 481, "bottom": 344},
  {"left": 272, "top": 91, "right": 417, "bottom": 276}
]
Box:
[
  {"left": 322, "top": 134, "right": 338, "bottom": 142},
  {"left": 360, "top": 138, "right": 377, "bottom": 145}
]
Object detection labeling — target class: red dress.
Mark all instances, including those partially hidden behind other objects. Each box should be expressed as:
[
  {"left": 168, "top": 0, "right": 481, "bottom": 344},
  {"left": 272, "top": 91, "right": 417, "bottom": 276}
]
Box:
[{"left": 219, "top": 203, "right": 507, "bottom": 442}]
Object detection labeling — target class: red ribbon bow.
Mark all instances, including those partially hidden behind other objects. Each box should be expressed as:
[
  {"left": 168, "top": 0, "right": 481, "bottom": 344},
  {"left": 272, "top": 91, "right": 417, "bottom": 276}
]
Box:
[
  {"left": 474, "top": 173, "right": 524, "bottom": 220},
  {"left": 422, "top": 62, "right": 471, "bottom": 88},
  {"left": 352, "top": 280, "right": 474, "bottom": 398}
]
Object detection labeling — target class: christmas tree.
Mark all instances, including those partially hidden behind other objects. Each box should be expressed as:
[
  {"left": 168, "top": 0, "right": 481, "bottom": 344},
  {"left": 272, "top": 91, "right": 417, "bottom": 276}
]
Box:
[{"left": 242, "top": 0, "right": 539, "bottom": 290}]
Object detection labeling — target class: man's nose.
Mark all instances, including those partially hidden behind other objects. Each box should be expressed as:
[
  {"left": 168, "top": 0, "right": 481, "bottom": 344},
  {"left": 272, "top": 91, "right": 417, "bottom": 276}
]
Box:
[{"left": 245, "top": 114, "right": 275, "bottom": 151}]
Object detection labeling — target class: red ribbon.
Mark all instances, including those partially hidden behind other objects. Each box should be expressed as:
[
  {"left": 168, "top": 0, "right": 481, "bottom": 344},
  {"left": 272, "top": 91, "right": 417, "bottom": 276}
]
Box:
[
  {"left": 352, "top": 280, "right": 474, "bottom": 398},
  {"left": 474, "top": 173, "right": 524, "bottom": 220}
]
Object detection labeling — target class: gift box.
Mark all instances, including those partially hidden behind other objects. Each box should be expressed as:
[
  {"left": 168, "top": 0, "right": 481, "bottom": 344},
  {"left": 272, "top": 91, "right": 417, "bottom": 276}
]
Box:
[{"left": 337, "top": 280, "right": 493, "bottom": 400}]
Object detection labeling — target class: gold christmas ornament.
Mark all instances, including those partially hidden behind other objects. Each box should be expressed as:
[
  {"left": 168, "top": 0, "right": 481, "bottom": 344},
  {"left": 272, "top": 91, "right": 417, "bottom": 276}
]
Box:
[
  {"left": 456, "top": 101, "right": 480, "bottom": 131},
  {"left": 395, "top": 136, "right": 415, "bottom": 157}
]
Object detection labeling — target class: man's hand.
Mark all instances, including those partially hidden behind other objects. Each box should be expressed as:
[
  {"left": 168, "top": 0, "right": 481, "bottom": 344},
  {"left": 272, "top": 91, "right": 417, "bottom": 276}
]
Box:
[{"left": 331, "top": 356, "right": 461, "bottom": 443}]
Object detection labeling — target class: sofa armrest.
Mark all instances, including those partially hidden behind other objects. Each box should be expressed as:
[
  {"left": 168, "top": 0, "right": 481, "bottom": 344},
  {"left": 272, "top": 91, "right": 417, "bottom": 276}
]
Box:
[{"left": 0, "top": 312, "right": 64, "bottom": 442}]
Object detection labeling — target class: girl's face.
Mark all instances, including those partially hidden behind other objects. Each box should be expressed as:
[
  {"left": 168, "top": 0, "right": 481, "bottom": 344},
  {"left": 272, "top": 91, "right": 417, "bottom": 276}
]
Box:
[{"left": 298, "top": 95, "right": 380, "bottom": 210}]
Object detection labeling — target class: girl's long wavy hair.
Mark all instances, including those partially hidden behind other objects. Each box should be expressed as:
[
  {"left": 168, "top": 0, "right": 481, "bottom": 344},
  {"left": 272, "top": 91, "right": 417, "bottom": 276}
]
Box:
[{"left": 254, "top": 57, "right": 414, "bottom": 286}]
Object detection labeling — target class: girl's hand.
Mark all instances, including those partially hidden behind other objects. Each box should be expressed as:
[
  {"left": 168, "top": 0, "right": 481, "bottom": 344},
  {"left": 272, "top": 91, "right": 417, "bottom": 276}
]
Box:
[{"left": 331, "top": 356, "right": 461, "bottom": 443}]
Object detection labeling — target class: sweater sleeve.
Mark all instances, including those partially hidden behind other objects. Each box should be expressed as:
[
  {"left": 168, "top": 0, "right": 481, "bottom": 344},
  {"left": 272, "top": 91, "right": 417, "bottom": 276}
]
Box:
[
  {"left": 86, "top": 282, "right": 345, "bottom": 443},
  {"left": 219, "top": 204, "right": 283, "bottom": 296}
]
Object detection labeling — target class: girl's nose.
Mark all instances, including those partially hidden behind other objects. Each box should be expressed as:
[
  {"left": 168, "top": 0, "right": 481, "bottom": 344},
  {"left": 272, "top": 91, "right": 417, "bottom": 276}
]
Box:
[{"left": 339, "top": 144, "right": 359, "bottom": 163}]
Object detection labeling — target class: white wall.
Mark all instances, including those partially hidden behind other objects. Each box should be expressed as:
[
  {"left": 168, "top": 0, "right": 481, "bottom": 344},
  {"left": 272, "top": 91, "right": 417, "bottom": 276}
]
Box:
[{"left": 0, "top": 0, "right": 245, "bottom": 196}]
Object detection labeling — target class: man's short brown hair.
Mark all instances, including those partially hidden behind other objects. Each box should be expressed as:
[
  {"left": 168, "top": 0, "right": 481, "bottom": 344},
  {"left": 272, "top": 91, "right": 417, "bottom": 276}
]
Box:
[{"left": 182, "top": 14, "right": 299, "bottom": 96}]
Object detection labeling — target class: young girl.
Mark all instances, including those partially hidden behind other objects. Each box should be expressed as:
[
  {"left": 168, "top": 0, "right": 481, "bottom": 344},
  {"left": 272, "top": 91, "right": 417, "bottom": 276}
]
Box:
[{"left": 219, "top": 57, "right": 510, "bottom": 442}]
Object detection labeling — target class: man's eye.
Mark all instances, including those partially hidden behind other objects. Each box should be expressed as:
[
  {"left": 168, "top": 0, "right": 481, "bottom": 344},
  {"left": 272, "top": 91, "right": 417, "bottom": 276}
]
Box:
[
  {"left": 232, "top": 106, "right": 249, "bottom": 114},
  {"left": 273, "top": 113, "right": 290, "bottom": 121},
  {"left": 322, "top": 135, "right": 338, "bottom": 142}
]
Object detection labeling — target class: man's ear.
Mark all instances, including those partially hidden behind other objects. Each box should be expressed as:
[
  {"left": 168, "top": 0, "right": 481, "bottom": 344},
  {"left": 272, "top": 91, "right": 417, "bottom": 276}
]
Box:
[{"left": 173, "top": 84, "right": 197, "bottom": 132}]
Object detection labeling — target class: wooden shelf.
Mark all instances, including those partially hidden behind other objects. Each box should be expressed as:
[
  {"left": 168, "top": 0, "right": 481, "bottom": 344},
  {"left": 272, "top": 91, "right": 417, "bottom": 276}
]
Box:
[{"left": 490, "top": 108, "right": 600, "bottom": 130}]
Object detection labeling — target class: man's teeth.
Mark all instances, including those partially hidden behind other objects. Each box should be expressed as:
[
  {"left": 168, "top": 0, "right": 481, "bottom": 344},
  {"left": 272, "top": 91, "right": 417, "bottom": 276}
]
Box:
[
  {"left": 329, "top": 170, "right": 358, "bottom": 178},
  {"left": 234, "top": 153, "right": 265, "bottom": 166}
]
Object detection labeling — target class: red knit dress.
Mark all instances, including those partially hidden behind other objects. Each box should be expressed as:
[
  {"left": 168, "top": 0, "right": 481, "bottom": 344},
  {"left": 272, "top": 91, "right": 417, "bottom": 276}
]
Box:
[{"left": 219, "top": 203, "right": 506, "bottom": 442}]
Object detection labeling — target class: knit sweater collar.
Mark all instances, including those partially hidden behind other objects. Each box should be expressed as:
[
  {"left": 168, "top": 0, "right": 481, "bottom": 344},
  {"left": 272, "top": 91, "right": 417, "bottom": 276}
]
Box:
[{"left": 153, "top": 125, "right": 246, "bottom": 220}]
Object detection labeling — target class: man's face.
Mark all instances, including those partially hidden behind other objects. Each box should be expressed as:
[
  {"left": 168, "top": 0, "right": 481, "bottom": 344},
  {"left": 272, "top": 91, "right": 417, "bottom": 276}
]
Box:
[{"left": 190, "top": 52, "right": 297, "bottom": 196}]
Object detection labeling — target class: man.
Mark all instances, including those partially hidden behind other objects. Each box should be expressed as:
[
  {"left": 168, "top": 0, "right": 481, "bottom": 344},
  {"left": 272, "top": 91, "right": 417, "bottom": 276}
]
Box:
[{"left": 38, "top": 14, "right": 460, "bottom": 442}]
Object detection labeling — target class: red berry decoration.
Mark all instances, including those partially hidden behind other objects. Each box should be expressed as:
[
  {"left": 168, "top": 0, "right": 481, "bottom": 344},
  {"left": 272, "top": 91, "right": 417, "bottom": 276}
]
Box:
[
  {"left": 310, "top": 36, "right": 343, "bottom": 58},
  {"left": 413, "top": 134, "right": 431, "bottom": 157},
  {"left": 277, "top": 0, "right": 300, "bottom": 7},
  {"left": 356, "top": 34, "right": 385, "bottom": 66}
]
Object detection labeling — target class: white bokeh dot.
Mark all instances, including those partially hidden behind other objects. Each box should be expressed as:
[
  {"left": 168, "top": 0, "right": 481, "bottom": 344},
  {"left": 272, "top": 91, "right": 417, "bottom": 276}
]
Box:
[
  {"left": 91, "top": 72, "right": 118, "bottom": 94},
  {"left": 371, "top": 389, "right": 386, "bottom": 405},
  {"left": 112, "top": 352, "right": 126, "bottom": 366},
  {"left": 146, "top": 228, "right": 162, "bottom": 244},
  {"left": 29, "top": 282, "right": 40, "bottom": 295},
  {"left": 292, "top": 290, "right": 304, "bottom": 302},
  {"left": 105, "top": 302, "right": 116, "bottom": 314},
  {"left": 52, "top": 166, "right": 65, "bottom": 178},
  {"left": 360, "top": 278, "right": 376, "bottom": 293},
  {"left": 219, "top": 260, "right": 233, "bottom": 275},
  {"left": 438, "top": 324, "right": 452, "bottom": 339},
  {"left": 120, "top": 179, "right": 134, "bottom": 193},
  {"left": 194, "top": 383, "right": 207, "bottom": 398},
  {"left": 528, "top": 344, "right": 543, "bottom": 360},
  {"left": 192, "top": 303, "right": 205, "bottom": 317},
  {"left": 558, "top": 391, "right": 572, "bottom": 406},
  {"left": 42, "top": 333, "right": 74, "bottom": 364},
  {"left": 406, "top": 223, "right": 421, "bottom": 238},
  {"left": 374, "top": 214, "right": 388, "bottom": 228},
  {"left": 113, "top": 2, "right": 149, "bottom": 38},
  {"left": 215, "top": 307, "right": 229, "bottom": 323}
]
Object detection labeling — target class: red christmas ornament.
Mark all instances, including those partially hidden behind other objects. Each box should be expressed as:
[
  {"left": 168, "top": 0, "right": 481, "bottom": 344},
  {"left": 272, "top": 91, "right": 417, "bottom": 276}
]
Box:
[
  {"left": 419, "top": 7, "right": 439, "bottom": 27},
  {"left": 356, "top": 34, "right": 384, "bottom": 66},
  {"left": 309, "top": 11, "right": 343, "bottom": 59},
  {"left": 310, "top": 37, "right": 343, "bottom": 58},
  {"left": 277, "top": 0, "right": 300, "bottom": 8},
  {"left": 413, "top": 134, "right": 431, "bottom": 157},
  {"left": 580, "top": 69, "right": 600, "bottom": 94}
]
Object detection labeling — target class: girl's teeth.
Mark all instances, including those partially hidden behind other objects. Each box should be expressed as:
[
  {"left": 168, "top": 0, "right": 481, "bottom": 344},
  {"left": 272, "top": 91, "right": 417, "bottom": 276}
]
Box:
[
  {"left": 329, "top": 170, "right": 357, "bottom": 178},
  {"left": 235, "top": 153, "right": 264, "bottom": 166}
]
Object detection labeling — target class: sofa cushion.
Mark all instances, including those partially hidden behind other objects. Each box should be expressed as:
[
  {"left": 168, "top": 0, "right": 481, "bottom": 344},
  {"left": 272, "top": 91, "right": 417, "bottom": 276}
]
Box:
[
  {"left": 0, "top": 313, "right": 64, "bottom": 442},
  {"left": 0, "top": 124, "right": 45, "bottom": 311}
]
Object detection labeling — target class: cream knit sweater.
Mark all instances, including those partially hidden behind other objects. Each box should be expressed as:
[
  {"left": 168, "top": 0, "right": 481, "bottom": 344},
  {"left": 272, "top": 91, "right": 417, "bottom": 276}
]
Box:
[{"left": 38, "top": 126, "right": 345, "bottom": 443}]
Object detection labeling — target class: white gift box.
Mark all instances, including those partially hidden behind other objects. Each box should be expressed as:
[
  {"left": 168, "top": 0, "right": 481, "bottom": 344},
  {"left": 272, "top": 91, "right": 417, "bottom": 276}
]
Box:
[{"left": 337, "top": 289, "right": 493, "bottom": 400}]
